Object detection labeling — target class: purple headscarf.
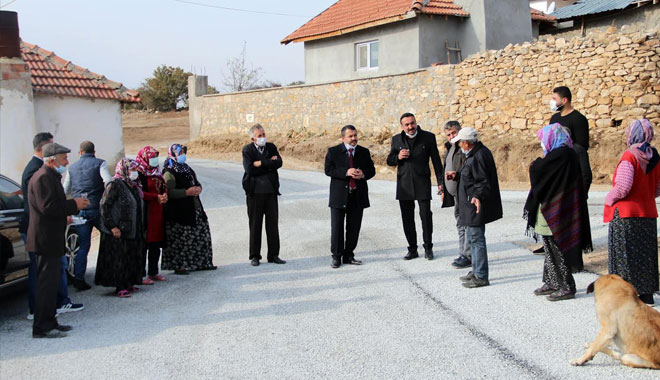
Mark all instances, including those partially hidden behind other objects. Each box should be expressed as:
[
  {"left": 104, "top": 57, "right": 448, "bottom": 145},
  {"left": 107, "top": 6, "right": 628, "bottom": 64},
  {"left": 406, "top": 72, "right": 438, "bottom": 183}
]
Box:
[
  {"left": 626, "top": 119, "right": 654, "bottom": 173},
  {"left": 537, "top": 123, "right": 573, "bottom": 156}
]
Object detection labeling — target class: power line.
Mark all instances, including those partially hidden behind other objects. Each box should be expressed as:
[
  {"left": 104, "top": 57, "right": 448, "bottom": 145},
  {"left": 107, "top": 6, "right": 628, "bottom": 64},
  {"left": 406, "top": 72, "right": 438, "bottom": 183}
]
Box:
[
  {"left": 172, "top": 0, "right": 310, "bottom": 18},
  {"left": 0, "top": 0, "right": 20, "bottom": 9}
]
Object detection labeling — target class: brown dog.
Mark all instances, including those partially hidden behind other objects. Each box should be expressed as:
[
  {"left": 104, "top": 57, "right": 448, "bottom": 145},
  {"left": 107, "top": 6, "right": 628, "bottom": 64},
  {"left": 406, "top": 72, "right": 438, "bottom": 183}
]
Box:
[{"left": 570, "top": 274, "right": 660, "bottom": 369}]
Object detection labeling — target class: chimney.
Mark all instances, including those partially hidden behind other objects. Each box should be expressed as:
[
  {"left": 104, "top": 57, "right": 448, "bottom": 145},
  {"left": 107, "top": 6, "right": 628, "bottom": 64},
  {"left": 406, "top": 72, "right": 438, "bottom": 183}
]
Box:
[
  {"left": 0, "top": 10, "right": 36, "bottom": 182},
  {"left": 0, "top": 11, "right": 20, "bottom": 58}
]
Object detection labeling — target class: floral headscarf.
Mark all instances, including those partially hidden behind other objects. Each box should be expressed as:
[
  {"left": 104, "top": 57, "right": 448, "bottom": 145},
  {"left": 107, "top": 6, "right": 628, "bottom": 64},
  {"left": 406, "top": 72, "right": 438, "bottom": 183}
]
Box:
[
  {"left": 114, "top": 158, "right": 143, "bottom": 197},
  {"left": 136, "top": 145, "right": 167, "bottom": 194},
  {"left": 626, "top": 119, "right": 656, "bottom": 173},
  {"left": 538, "top": 123, "right": 573, "bottom": 156},
  {"left": 163, "top": 143, "right": 196, "bottom": 184},
  {"left": 136, "top": 146, "right": 160, "bottom": 176}
]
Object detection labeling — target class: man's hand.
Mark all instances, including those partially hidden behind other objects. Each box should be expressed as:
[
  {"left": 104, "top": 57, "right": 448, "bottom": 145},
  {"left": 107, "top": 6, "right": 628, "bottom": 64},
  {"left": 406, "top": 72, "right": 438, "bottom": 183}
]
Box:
[
  {"left": 270, "top": 156, "right": 278, "bottom": 160},
  {"left": 74, "top": 197, "right": 90, "bottom": 210},
  {"left": 351, "top": 169, "right": 364, "bottom": 179},
  {"left": 253, "top": 160, "right": 262, "bottom": 168},
  {"left": 471, "top": 197, "right": 481, "bottom": 214},
  {"left": 346, "top": 168, "right": 358, "bottom": 177},
  {"left": 437, "top": 185, "right": 442, "bottom": 195},
  {"left": 111, "top": 227, "right": 121, "bottom": 239},
  {"left": 67, "top": 216, "right": 73, "bottom": 225},
  {"left": 446, "top": 171, "right": 456, "bottom": 181},
  {"left": 398, "top": 149, "right": 410, "bottom": 160}
]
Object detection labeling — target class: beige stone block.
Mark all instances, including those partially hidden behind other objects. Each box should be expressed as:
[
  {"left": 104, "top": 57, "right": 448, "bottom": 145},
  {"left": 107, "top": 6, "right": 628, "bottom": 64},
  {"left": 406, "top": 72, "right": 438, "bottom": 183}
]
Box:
[
  {"left": 511, "top": 118, "right": 527, "bottom": 130},
  {"left": 595, "top": 119, "right": 613, "bottom": 128},
  {"left": 584, "top": 98, "right": 598, "bottom": 108},
  {"left": 637, "top": 94, "right": 660, "bottom": 106},
  {"left": 597, "top": 104, "right": 611, "bottom": 115},
  {"left": 588, "top": 58, "right": 607, "bottom": 67},
  {"left": 645, "top": 62, "right": 657, "bottom": 71}
]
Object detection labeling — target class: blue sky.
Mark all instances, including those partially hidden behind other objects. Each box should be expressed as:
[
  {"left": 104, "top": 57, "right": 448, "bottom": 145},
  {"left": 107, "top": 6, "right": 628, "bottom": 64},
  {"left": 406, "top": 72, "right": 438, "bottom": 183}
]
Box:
[{"left": 3, "top": 0, "right": 334, "bottom": 90}]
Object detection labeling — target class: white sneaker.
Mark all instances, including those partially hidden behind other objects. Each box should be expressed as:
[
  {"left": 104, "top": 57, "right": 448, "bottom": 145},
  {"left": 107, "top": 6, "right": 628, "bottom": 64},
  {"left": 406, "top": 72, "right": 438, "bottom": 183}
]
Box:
[
  {"left": 27, "top": 312, "right": 34, "bottom": 320},
  {"left": 56, "top": 302, "right": 84, "bottom": 314}
]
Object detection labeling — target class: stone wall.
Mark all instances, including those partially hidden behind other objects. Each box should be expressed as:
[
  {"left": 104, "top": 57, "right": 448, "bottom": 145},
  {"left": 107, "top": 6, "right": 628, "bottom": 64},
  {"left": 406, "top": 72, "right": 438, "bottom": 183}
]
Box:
[
  {"left": 453, "top": 25, "right": 660, "bottom": 142},
  {"left": 192, "top": 25, "right": 660, "bottom": 150}
]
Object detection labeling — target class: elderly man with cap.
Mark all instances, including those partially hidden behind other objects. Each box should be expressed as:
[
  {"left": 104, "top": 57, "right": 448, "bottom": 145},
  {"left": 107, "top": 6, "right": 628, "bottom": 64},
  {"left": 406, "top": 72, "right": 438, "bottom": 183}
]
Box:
[
  {"left": 27, "top": 143, "right": 89, "bottom": 338},
  {"left": 452, "top": 128, "right": 502, "bottom": 289}
]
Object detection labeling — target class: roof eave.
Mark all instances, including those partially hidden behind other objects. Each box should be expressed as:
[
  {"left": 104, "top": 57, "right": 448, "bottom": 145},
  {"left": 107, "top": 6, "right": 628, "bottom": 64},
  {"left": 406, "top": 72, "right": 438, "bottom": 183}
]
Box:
[{"left": 281, "top": 11, "right": 468, "bottom": 45}]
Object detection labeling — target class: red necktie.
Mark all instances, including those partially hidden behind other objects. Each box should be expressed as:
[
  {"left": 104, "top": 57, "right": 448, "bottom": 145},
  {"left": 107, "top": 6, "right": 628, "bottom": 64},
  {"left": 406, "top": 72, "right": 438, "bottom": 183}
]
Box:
[{"left": 349, "top": 148, "right": 356, "bottom": 190}]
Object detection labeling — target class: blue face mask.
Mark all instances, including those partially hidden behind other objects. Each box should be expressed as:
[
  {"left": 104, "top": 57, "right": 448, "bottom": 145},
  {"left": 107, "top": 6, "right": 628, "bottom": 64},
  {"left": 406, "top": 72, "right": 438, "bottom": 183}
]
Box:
[
  {"left": 149, "top": 157, "right": 159, "bottom": 167},
  {"left": 177, "top": 154, "right": 187, "bottom": 164},
  {"left": 55, "top": 165, "right": 67, "bottom": 174}
]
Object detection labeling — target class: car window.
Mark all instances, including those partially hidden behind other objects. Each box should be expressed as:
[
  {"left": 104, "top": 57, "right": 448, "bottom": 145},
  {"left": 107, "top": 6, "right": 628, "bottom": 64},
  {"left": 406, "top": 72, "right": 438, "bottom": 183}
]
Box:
[
  {"left": 0, "top": 177, "right": 19, "bottom": 193},
  {"left": 0, "top": 177, "right": 22, "bottom": 211}
]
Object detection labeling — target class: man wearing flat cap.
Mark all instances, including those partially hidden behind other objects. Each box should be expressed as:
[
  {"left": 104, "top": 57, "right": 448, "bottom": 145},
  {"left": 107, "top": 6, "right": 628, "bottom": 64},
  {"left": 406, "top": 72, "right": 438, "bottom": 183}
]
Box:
[
  {"left": 27, "top": 143, "right": 90, "bottom": 338},
  {"left": 451, "top": 128, "right": 502, "bottom": 289}
]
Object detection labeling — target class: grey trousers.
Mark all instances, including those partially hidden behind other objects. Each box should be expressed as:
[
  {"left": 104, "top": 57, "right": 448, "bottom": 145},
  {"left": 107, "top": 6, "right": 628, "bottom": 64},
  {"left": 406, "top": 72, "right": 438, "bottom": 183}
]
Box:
[{"left": 455, "top": 206, "right": 471, "bottom": 259}]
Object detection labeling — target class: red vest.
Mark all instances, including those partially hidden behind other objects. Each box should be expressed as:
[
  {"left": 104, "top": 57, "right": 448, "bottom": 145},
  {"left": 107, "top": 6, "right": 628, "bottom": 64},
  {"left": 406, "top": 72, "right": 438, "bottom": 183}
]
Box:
[{"left": 604, "top": 150, "right": 660, "bottom": 222}]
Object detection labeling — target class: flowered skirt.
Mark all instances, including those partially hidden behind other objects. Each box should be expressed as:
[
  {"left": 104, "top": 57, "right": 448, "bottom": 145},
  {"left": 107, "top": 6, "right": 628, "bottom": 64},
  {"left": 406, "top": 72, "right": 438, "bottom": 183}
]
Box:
[
  {"left": 161, "top": 208, "right": 214, "bottom": 271},
  {"left": 608, "top": 210, "right": 659, "bottom": 295}
]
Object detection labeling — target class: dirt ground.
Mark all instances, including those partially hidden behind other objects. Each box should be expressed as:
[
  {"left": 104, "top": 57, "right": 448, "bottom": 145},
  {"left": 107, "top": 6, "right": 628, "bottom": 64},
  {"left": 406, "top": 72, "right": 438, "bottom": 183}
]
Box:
[{"left": 122, "top": 110, "right": 658, "bottom": 279}]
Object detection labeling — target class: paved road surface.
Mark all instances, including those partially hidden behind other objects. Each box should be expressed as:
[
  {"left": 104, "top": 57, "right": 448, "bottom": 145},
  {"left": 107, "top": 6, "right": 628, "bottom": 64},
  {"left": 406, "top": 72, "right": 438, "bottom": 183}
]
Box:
[{"left": 1, "top": 159, "right": 658, "bottom": 379}]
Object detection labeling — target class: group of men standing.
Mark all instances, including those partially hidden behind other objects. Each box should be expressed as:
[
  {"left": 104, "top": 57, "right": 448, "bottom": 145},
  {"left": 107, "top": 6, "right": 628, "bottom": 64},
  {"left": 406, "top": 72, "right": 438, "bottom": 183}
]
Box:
[
  {"left": 241, "top": 113, "right": 503, "bottom": 288},
  {"left": 241, "top": 85, "right": 591, "bottom": 291}
]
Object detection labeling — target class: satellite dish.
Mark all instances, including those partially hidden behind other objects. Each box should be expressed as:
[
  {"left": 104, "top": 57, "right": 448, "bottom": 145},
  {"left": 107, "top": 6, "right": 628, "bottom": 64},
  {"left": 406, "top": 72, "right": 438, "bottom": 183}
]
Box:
[{"left": 547, "top": 1, "right": 556, "bottom": 14}]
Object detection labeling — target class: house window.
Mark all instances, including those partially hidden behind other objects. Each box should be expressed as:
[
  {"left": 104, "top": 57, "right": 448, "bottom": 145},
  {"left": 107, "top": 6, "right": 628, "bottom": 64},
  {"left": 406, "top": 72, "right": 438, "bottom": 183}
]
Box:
[{"left": 356, "top": 40, "right": 379, "bottom": 70}]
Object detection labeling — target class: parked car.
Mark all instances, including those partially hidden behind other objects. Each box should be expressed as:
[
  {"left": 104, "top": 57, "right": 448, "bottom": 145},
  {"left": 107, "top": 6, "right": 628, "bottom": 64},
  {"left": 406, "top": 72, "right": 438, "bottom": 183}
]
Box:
[{"left": 0, "top": 174, "right": 80, "bottom": 292}]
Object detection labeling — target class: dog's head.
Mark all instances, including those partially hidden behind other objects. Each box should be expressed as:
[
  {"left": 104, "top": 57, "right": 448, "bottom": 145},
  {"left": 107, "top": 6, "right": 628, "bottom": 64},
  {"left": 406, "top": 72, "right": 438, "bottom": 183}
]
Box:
[{"left": 587, "top": 274, "right": 632, "bottom": 295}]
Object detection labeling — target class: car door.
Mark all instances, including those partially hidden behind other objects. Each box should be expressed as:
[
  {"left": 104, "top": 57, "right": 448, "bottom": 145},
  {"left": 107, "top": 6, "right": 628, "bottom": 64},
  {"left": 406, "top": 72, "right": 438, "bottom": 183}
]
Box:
[{"left": 0, "top": 174, "right": 29, "bottom": 286}]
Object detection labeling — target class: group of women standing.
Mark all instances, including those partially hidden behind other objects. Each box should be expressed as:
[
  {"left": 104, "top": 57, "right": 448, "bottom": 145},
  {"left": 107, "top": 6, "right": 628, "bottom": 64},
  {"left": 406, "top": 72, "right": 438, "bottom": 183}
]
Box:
[
  {"left": 525, "top": 118, "right": 659, "bottom": 305},
  {"left": 94, "top": 144, "right": 215, "bottom": 297}
]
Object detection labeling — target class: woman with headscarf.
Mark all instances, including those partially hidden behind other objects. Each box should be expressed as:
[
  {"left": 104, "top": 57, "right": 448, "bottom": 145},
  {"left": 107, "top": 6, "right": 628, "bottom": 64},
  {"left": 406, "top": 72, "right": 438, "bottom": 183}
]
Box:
[
  {"left": 605, "top": 119, "right": 660, "bottom": 305},
  {"left": 524, "top": 123, "right": 592, "bottom": 302},
  {"left": 161, "top": 144, "right": 216, "bottom": 274},
  {"left": 95, "top": 158, "right": 145, "bottom": 298},
  {"left": 136, "top": 146, "right": 168, "bottom": 285}
]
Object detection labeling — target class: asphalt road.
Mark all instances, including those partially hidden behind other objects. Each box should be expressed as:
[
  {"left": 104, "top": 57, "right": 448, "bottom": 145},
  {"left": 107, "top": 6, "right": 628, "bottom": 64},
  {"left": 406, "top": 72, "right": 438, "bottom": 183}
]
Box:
[{"left": 1, "top": 158, "right": 658, "bottom": 380}]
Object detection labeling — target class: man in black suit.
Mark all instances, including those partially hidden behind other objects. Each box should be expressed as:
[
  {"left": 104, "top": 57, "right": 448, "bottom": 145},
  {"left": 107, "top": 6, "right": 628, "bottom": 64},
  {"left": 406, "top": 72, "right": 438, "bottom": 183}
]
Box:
[
  {"left": 324, "top": 125, "right": 376, "bottom": 268},
  {"left": 387, "top": 113, "right": 443, "bottom": 260},
  {"left": 242, "top": 124, "right": 286, "bottom": 267}
]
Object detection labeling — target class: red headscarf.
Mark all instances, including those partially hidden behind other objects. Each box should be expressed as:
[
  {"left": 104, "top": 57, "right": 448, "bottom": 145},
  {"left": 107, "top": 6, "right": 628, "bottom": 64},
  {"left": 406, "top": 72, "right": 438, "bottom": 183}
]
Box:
[{"left": 136, "top": 145, "right": 166, "bottom": 193}]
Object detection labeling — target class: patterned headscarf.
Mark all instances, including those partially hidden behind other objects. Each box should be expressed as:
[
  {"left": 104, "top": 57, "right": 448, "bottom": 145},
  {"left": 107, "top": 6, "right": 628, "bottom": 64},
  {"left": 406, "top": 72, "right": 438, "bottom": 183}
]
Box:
[
  {"left": 626, "top": 119, "right": 655, "bottom": 173},
  {"left": 136, "top": 145, "right": 167, "bottom": 194},
  {"left": 114, "top": 158, "right": 143, "bottom": 197},
  {"left": 537, "top": 123, "right": 573, "bottom": 156},
  {"left": 163, "top": 143, "right": 195, "bottom": 184}
]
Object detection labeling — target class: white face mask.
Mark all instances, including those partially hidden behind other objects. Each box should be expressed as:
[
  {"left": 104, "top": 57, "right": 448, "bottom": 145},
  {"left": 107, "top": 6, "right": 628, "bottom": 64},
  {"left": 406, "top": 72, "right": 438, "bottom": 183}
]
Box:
[
  {"left": 129, "top": 171, "right": 139, "bottom": 181},
  {"left": 256, "top": 137, "right": 267, "bottom": 147},
  {"left": 550, "top": 99, "right": 564, "bottom": 112}
]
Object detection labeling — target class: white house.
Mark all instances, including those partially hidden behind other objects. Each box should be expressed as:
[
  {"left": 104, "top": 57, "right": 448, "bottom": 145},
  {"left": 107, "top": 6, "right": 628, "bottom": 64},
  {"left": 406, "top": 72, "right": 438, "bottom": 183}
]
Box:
[{"left": 0, "top": 14, "right": 139, "bottom": 183}]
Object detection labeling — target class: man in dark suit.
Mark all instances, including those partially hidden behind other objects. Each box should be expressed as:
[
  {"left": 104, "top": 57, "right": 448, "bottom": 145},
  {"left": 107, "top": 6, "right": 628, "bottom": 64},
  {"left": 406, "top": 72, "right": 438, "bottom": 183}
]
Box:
[
  {"left": 387, "top": 113, "right": 443, "bottom": 260},
  {"left": 242, "top": 124, "right": 286, "bottom": 267},
  {"left": 27, "top": 143, "right": 89, "bottom": 338},
  {"left": 19, "top": 133, "right": 83, "bottom": 321},
  {"left": 324, "top": 125, "right": 376, "bottom": 268}
]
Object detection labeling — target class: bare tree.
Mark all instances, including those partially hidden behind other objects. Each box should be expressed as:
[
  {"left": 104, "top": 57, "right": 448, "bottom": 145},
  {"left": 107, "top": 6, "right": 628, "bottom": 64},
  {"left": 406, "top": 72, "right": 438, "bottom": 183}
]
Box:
[{"left": 222, "top": 42, "right": 262, "bottom": 92}]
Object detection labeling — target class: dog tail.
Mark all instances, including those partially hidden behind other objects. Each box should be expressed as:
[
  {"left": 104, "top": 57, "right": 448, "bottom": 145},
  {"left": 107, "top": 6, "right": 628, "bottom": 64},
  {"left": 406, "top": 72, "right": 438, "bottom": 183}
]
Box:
[{"left": 587, "top": 281, "right": 596, "bottom": 294}]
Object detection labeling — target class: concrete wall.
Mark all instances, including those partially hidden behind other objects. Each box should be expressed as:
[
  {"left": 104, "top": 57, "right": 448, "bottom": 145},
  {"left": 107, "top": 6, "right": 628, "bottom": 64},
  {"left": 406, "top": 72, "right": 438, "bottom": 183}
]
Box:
[
  {"left": 188, "top": 75, "right": 208, "bottom": 140},
  {"left": 33, "top": 96, "right": 124, "bottom": 169},
  {"left": 304, "top": 17, "right": 420, "bottom": 84},
  {"left": 484, "top": 0, "right": 534, "bottom": 49},
  {"left": 418, "top": 15, "right": 467, "bottom": 65},
  {"left": 0, "top": 57, "right": 36, "bottom": 183}
]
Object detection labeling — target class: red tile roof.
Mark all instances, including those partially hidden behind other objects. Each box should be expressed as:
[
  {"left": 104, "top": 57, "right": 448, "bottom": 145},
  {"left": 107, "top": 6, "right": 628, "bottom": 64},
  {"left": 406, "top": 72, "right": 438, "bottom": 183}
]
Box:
[
  {"left": 282, "top": 0, "right": 468, "bottom": 44},
  {"left": 21, "top": 41, "right": 140, "bottom": 103},
  {"left": 531, "top": 8, "right": 557, "bottom": 23},
  {"left": 282, "top": 0, "right": 556, "bottom": 44}
]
